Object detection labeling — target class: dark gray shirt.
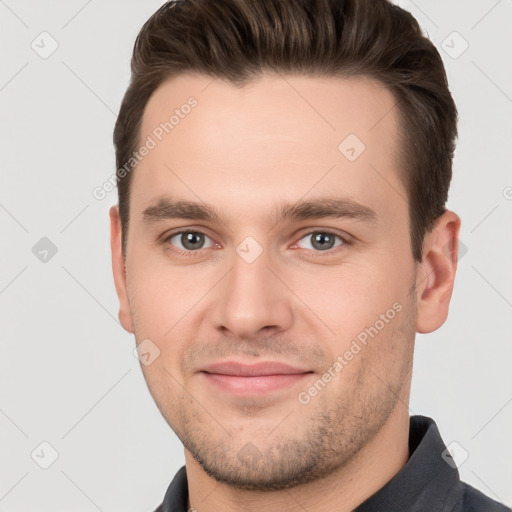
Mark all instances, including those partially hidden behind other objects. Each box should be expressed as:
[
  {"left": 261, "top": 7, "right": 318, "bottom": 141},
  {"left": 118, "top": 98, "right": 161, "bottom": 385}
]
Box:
[{"left": 153, "top": 415, "right": 510, "bottom": 511}]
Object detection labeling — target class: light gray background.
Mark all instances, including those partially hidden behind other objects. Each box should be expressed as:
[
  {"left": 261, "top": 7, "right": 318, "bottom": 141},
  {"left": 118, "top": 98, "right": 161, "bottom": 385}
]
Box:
[{"left": 1, "top": 1, "right": 511, "bottom": 510}]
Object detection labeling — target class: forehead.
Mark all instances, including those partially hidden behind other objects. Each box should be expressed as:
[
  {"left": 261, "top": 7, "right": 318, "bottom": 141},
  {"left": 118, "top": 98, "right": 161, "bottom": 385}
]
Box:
[{"left": 132, "top": 72, "right": 405, "bottom": 224}]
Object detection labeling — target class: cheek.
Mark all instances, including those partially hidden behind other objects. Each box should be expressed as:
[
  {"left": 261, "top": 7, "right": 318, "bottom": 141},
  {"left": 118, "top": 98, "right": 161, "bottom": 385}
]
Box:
[
  {"left": 127, "top": 263, "right": 206, "bottom": 377},
  {"left": 126, "top": 261, "right": 198, "bottom": 335},
  {"left": 288, "top": 260, "right": 409, "bottom": 341},
  {"left": 139, "top": 357, "right": 185, "bottom": 430}
]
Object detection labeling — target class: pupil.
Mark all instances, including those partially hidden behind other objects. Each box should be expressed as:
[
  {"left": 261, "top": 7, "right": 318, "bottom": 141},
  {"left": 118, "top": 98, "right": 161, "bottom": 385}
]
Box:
[
  {"left": 313, "top": 232, "right": 334, "bottom": 250},
  {"left": 183, "top": 232, "right": 203, "bottom": 250}
]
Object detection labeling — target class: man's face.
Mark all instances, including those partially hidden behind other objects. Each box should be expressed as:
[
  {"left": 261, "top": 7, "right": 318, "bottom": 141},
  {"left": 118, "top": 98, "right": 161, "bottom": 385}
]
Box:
[{"left": 113, "top": 73, "right": 422, "bottom": 489}]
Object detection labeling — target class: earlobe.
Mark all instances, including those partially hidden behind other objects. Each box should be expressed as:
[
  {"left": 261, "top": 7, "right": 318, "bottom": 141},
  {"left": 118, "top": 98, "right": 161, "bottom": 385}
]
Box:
[
  {"left": 415, "top": 210, "right": 461, "bottom": 334},
  {"left": 109, "top": 205, "right": 135, "bottom": 333}
]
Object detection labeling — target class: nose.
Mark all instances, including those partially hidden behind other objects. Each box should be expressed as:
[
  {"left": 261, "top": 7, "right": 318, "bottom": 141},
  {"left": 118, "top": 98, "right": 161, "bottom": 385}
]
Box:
[{"left": 210, "top": 241, "right": 294, "bottom": 341}]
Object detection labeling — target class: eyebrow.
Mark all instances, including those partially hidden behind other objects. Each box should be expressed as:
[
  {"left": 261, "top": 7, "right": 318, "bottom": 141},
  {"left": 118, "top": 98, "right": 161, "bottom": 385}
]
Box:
[{"left": 141, "top": 196, "right": 378, "bottom": 227}]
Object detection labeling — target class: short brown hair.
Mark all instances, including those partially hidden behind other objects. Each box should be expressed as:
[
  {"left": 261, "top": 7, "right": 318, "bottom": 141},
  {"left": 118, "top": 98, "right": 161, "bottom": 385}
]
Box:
[{"left": 113, "top": 0, "right": 457, "bottom": 261}]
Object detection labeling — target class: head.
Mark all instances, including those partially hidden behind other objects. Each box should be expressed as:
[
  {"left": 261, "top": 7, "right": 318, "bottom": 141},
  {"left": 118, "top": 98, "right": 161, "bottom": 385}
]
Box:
[{"left": 110, "top": 0, "right": 460, "bottom": 491}]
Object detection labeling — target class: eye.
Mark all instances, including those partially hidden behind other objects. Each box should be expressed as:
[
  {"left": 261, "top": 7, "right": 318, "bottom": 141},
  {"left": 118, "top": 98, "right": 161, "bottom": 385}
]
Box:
[
  {"left": 295, "top": 231, "right": 345, "bottom": 252},
  {"left": 165, "top": 230, "right": 216, "bottom": 253},
  {"left": 162, "top": 228, "right": 348, "bottom": 257}
]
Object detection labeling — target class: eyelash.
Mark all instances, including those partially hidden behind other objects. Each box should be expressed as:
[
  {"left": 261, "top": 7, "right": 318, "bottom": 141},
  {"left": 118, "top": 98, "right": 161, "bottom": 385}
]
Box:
[{"left": 162, "top": 229, "right": 350, "bottom": 258}]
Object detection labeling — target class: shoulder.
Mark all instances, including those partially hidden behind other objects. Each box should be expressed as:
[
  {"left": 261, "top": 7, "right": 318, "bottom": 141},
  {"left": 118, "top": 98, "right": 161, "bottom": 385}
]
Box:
[{"left": 455, "top": 482, "right": 511, "bottom": 512}]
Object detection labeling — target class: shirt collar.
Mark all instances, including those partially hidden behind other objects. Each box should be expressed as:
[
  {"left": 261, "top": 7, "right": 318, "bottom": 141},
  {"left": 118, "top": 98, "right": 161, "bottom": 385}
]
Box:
[
  {"left": 161, "top": 415, "right": 463, "bottom": 512},
  {"left": 355, "top": 415, "right": 463, "bottom": 511}
]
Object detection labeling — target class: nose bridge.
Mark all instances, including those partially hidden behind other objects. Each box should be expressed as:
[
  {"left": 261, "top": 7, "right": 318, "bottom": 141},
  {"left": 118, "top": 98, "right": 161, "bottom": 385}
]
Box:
[{"left": 211, "top": 236, "right": 293, "bottom": 338}]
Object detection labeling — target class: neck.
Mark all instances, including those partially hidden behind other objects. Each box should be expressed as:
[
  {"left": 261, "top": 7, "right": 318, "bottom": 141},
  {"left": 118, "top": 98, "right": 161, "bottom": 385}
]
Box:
[{"left": 185, "top": 402, "right": 411, "bottom": 512}]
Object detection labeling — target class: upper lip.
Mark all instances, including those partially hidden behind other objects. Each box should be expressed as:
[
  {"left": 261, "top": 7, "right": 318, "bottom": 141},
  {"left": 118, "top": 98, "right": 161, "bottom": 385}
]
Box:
[{"left": 201, "top": 361, "right": 311, "bottom": 377}]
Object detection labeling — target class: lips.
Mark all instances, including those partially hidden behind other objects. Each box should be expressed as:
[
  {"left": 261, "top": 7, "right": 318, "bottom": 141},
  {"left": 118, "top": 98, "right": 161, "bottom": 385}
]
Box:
[
  {"left": 202, "top": 361, "right": 310, "bottom": 376},
  {"left": 200, "top": 361, "right": 313, "bottom": 396}
]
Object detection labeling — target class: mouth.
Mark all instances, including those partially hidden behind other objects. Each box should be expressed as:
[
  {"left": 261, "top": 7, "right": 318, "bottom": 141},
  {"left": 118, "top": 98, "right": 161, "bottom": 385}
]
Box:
[{"left": 199, "top": 361, "right": 313, "bottom": 396}]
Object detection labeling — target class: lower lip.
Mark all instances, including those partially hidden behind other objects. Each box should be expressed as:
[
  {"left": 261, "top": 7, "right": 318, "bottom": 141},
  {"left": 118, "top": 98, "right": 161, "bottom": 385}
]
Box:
[{"left": 202, "top": 372, "right": 311, "bottom": 396}]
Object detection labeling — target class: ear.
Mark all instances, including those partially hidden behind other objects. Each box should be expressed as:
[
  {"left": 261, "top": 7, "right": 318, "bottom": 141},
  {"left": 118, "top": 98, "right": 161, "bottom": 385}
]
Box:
[
  {"left": 415, "top": 210, "right": 461, "bottom": 334},
  {"left": 109, "top": 205, "right": 135, "bottom": 333}
]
